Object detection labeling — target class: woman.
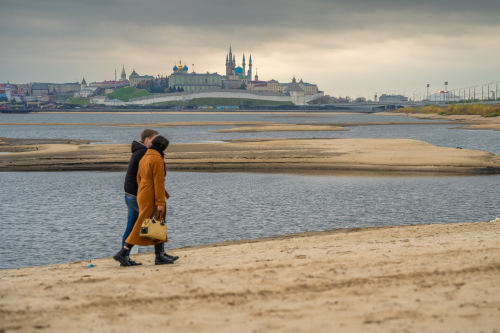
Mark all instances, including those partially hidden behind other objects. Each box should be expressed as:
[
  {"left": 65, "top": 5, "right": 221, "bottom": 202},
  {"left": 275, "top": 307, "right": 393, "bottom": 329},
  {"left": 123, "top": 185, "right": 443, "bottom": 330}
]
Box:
[{"left": 114, "top": 135, "right": 174, "bottom": 266}]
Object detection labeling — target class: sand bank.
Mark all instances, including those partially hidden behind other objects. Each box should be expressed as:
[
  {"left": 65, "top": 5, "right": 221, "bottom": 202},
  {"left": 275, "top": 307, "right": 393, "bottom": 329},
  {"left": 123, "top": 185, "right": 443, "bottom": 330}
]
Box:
[
  {"left": 1, "top": 137, "right": 499, "bottom": 173},
  {"left": 378, "top": 111, "right": 500, "bottom": 125},
  {"left": 1, "top": 221, "right": 499, "bottom": 332},
  {"left": 451, "top": 124, "right": 500, "bottom": 131},
  {"left": 212, "top": 121, "right": 461, "bottom": 133},
  {"left": 212, "top": 124, "right": 348, "bottom": 133}
]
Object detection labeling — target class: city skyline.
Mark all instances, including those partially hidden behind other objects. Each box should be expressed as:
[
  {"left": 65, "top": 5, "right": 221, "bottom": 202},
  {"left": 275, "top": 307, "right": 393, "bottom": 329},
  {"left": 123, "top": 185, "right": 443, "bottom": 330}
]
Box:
[{"left": 1, "top": 0, "right": 499, "bottom": 97}]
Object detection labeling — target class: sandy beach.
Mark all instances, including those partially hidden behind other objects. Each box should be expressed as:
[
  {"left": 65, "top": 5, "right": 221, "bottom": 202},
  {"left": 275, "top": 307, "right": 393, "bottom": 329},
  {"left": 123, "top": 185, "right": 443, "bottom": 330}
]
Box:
[
  {"left": 1, "top": 220, "right": 499, "bottom": 332},
  {"left": 1, "top": 137, "right": 500, "bottom": 173}
]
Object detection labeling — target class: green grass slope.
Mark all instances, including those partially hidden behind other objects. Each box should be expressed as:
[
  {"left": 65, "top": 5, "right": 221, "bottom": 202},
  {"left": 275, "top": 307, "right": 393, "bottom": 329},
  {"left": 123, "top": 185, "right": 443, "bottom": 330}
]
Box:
[
  {"left": 108, "top": 87, "right": 150, "bottom": 102},
  {"left": 68, "top": 98, "right": 90, "bottom": 105}
]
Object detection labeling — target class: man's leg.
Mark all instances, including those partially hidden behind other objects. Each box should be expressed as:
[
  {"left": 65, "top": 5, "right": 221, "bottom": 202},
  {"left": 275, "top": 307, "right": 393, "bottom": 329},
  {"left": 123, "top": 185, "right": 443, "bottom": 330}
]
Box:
[{"left": 123, "top": 194, "right": 140, "bottom": 256}]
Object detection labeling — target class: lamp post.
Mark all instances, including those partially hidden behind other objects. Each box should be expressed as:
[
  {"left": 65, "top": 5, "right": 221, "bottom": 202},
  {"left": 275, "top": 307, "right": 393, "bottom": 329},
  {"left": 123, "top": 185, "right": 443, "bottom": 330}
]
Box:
[
  {"left": 487, "top": 82, "right": 493, "bottom": 100},
  {"left": 473, "top": 85, "right": 478, "bottom": 101},
  {"left": 482, "top": 84, "right": 487, "bottom": 101},
  {"left": 497, "top": 81, "right": 500, "bottom": 101},
  {"left": 444, "top": 81, "right": 448, "bottom": 102},
  {"left": 426, "top": 84, "right": 429, "bottom": 99}
]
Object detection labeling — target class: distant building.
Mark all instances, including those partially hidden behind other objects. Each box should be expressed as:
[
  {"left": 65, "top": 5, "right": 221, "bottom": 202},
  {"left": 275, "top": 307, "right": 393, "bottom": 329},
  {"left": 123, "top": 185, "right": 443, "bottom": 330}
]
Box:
[
  {"left": 246, "top": 80, "right": 268, "bottom": 92},
  {"left": 31, "top": 83, "right": 50, "bottom": 97},
  {"left": 73, "top": 88, "right": 97, "bottom": 98},
  {"left": 129, "top": 69, "right": 154, "bottom": 87},
  {"left": 81, "top": 77, "right": 87, "bottom": 90},
  {"left": 168, "top": 61, "right": 222, "bottom": 91},
  {"left": 285, "top": 77, "right": 306, "bottom": 105},
  {"left": 279, "top": 79, "right": 318, "bottom": 95},
  {"left": 378, "top": 94, "right": 408, "bottom": 102},
  {"left": 88, "top": 80, "right": 129, "bottom": 89},
  {"left": 222, "top": 47, "right": 252, "bottom": 89},
  {"left": 46, "top": 82, "right": 81, "bottom": 94},
  {"left": 5, "top": 82, "right": 11, "bottom": 100}
]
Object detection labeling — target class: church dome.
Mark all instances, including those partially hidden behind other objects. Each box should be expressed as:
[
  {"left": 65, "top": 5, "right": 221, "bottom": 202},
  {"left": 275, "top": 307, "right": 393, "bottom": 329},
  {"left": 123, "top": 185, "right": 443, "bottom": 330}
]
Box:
[
  {"left": 183, "top": 65, "right": 188, "bottom": 71},
  {"left": 173, "top": 65, "right": 178, "bottom": 71},
  {"left": 177, "top": 61, "right": 183, "bottom": 70}
]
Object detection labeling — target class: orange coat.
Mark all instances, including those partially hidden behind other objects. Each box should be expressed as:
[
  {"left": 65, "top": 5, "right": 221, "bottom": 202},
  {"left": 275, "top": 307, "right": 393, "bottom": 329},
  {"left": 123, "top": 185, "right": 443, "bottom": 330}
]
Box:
[{"left": 125, "top": 149, "right": 170, "bottom": 246}]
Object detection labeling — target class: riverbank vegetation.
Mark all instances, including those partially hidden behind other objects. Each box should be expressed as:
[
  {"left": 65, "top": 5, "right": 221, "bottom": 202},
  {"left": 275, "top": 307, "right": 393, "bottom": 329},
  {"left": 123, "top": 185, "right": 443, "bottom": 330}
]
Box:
[
  {"left": 394, "top": 104, "right": 500, "bottom": 117},
  {"left": 107, "top": 87, "right": 150, "bottom": 102}
]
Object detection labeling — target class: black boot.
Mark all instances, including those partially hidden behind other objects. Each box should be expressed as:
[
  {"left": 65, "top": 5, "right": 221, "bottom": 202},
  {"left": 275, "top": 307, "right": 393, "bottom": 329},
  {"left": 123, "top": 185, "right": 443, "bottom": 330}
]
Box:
[
  {"left": 155, "top": 244, "right": 174, "bottom": 265},
  {"left": 163, "top": 253, "right": 179, "bottom": 262},
  {"left": 122, "top": 246, "right": 142, "bottom": 267},
  {"left": 113, "top": 247, "right": 131, "bottom": 267}
]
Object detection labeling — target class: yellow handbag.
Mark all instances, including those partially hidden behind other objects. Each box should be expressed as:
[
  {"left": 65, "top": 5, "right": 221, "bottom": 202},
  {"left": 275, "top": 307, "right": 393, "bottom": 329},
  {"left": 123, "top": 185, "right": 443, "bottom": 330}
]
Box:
[{"left": 140, "top": 208, "right": 167, "bottom": 241}]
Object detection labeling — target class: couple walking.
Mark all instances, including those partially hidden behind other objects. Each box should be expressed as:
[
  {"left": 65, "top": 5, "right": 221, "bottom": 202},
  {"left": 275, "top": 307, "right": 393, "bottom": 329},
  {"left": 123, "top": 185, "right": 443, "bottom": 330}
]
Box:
[{"left": 113, "top": 129, "right": 178, "bottom": 266}]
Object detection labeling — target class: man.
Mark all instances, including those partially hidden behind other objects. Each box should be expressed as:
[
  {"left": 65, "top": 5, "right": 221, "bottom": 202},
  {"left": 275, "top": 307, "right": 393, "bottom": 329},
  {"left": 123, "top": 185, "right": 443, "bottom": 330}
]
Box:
[{"left": 122, "top": 129, "right": 179, "bottom": 266}]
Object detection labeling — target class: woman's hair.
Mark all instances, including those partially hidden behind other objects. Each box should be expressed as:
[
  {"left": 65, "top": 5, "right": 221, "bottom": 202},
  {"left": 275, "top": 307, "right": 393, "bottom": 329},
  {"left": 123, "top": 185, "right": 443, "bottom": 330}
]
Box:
[{"left": 151, "top": 135, "right": 169, "bottom": 151}]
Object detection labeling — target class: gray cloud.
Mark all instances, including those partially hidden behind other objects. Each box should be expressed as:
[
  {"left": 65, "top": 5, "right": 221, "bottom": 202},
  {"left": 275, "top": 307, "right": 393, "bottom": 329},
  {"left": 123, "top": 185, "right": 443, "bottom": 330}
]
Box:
[{"left": 1, "top": 0, "right": 499, "bottom": 96}]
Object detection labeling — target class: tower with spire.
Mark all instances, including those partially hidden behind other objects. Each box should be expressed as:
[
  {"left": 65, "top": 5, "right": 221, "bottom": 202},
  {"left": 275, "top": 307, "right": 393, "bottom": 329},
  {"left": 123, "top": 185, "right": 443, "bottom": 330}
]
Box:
[
  {"left": 248, "top": 55, "right": 253, "bottom": 82},
  {"left": 121, "top": 65, "right": 126, "bottom": 80},
  {"left": 242, "top": 54, "right": 246, "bottom": 78},
  {"left": 81, "top": 78, "right": 87, "bottom": 90},
  {"left": 5, "top": 81, "right": 11, "bottom": 101},
  {"left": 225, "top": 46, "right": 236, "bottom": 77}
]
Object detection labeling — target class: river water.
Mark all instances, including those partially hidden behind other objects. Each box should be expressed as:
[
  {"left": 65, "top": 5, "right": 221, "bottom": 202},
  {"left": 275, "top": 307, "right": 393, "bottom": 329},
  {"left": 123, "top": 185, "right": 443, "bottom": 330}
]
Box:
[{"left": 0, "top": 112, "right": 499, "bottom": 270}]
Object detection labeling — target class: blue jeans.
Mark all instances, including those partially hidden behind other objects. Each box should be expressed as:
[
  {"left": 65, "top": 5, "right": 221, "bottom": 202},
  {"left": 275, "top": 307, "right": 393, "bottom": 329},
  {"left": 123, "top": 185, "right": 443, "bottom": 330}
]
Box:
[{"left": 123, "top": 194, "right": 164, "bottom": 255}]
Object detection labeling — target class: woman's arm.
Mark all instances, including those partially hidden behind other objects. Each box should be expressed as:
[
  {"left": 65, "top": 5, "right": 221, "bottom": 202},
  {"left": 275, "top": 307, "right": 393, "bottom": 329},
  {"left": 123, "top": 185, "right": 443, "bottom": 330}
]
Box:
[{"left": 152, "top": 157, "right": 166, "bottom": 210}]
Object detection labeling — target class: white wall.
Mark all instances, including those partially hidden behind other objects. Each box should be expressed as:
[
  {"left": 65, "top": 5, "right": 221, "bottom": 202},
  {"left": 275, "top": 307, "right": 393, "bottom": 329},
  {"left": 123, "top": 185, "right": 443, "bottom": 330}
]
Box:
[{"left": 127, "top": 90, "right": 323, "bottom": 106}]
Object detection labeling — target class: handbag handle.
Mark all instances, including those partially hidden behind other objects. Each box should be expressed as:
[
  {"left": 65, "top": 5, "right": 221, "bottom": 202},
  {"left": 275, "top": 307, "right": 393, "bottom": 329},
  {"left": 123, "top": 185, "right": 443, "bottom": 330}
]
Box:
[
  {"left": 149, "top": 207, "right": 166, "bottom": 223},
  {"left": 149, "top": 208, "right": 158, "bottom": 220}
]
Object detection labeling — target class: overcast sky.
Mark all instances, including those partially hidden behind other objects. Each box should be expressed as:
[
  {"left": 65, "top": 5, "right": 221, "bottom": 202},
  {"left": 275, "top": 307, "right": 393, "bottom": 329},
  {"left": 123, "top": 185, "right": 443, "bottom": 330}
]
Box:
[{"left": 1, "top": 0, "right": 499, "bottom": 98}]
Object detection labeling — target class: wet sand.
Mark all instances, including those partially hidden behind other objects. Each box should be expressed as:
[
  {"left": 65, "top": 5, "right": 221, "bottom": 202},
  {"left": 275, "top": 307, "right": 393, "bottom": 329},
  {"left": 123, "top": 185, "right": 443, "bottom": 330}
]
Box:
[
  {"left": 1, "top": 138, "right": 499, "bottom": 173},
  {"left": 1, "top": 220, "right": 499, "bottom": 332}
]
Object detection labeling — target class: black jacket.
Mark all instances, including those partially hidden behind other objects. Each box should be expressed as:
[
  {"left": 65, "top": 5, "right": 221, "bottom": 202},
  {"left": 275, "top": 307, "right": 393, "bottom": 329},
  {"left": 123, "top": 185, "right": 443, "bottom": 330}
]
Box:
[{"left": 124, "top": 141, "right": 148, "bottom": 196}]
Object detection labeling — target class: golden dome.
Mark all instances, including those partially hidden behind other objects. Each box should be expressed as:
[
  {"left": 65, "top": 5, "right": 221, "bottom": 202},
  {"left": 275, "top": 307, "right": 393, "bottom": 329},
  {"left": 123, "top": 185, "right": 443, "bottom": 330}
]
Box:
[{"left": 178, "top": 60, "right": 183, "bottom": 70}]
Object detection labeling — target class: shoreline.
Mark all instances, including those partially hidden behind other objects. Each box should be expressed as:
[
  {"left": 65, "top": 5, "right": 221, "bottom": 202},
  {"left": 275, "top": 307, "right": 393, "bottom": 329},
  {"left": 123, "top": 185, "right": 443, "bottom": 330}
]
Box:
[
  {"left": 1, "top": 138, "right": 500, "bottom": 174},
  {"left": 2, "top": 220, "right": 499, "bottom": 332}
]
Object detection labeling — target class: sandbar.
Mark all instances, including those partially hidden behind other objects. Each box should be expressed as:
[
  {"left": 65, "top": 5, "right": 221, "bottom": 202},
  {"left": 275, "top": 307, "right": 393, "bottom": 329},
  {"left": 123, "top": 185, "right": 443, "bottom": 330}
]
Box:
[
  {"left": 378, "top": 111, "right": 500, "bottom": 126},
  {"left": 1, "top": 137, "right": 499, "bottom": 173},
  {"left": 1, "top": 221, "right": 499, "bottom": 332},
  {"left": 451, "top": 124, "right": 500, "bottom": 131},
  {"left": 212, "top": 124, "right": 348, "bottom": 133}
]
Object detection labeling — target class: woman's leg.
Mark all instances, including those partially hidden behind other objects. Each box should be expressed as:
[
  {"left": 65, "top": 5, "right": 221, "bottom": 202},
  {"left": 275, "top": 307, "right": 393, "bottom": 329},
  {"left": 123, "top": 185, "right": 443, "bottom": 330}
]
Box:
[
  {"left": 154, "top": 244, "right": 174, "bottom": 265},
  {"left": 113, "top": 242, "right": 135, "bottom": 267}
]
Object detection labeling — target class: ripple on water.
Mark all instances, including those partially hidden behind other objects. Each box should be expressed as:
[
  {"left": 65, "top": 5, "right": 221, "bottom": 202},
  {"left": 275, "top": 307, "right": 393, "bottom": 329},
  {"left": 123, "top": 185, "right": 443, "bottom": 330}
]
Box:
[{"left": 0, "top": 171, "right": 499, "bottom": 270}]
